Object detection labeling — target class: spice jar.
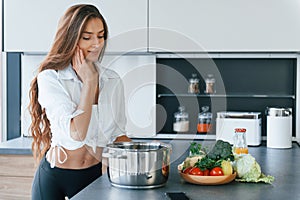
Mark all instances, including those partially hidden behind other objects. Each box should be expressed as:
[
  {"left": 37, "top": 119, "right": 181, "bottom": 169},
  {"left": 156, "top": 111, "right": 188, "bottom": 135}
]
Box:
[
  {"left": 188, "top": 73, "right": 200, "bottom": 94},
  {"left": 173, "top": 106, "right": 189, "bottom": 133},
  {"left": 197, "top": 106, "right": 212, "bottom": 134},
  {"left": 204, "top": 74, "right": 216, "bottom": 94},
  {"left": 233, "top": 128, "right": 248, "bottom": 154}
]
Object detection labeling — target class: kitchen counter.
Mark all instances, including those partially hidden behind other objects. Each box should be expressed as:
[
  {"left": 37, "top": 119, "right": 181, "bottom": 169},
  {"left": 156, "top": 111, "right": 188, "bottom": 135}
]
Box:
[
  {"left": 0, "top": 137, "right": 32, "bottom": 154},
  {"left": 71, "top": 140, "right": 300, "bottom": 200}
]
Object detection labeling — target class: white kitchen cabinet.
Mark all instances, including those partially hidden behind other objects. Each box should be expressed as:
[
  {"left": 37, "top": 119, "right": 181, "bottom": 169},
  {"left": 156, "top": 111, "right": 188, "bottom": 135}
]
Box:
[
  {"left": 4, "top": 0, "right": 147, "bottom": 52},
  {"left": 21, "top": 54, "right": 156, "bottom": 138},
  {"left": 149, "top": 0, "right": 300, "bottom": 52}
]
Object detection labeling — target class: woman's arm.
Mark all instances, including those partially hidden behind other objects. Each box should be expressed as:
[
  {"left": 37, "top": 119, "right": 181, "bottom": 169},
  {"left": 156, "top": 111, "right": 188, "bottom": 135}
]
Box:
[
  {"left": 70, "top": 47, "right": 99, "bottom": 141},
  {"left": 70, "top": 82, "right": 97, "bottom": 141}
]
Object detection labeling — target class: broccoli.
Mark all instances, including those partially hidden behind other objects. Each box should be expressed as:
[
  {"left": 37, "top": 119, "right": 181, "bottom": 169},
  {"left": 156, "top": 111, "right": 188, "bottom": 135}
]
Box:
[{"left": 207, "top": 140, "right": 234, "bottom": 161}]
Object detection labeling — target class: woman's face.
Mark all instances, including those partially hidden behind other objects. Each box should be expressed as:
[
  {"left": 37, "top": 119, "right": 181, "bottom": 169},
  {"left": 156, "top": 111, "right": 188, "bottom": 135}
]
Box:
[{"left": 77, "top": 18, "right": 105, "bottom": 62}]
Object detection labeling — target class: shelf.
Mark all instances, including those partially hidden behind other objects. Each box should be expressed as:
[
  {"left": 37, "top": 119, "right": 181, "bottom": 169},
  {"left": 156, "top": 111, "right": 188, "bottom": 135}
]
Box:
[
  {"left": 157, "top": 93, "right": 295, "bottom": 99},
  {"left": 153, "top": 133, "right": 216, "bottom": 140}
]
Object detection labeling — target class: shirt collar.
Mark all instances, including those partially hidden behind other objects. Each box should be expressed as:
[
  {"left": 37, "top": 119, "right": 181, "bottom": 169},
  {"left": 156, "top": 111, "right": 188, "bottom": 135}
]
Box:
[{"left": 58, "top": 64, "right": 81, "bottom": 82}]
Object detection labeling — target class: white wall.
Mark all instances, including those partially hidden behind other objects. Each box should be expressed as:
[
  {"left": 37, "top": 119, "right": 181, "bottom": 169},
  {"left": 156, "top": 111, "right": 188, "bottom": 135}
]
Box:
[
  {"left": 21, "top": 54, "right": 45, "bottom": 137},
  {"left": 21, "top": 54, "right": 157, "bottom": 138}
]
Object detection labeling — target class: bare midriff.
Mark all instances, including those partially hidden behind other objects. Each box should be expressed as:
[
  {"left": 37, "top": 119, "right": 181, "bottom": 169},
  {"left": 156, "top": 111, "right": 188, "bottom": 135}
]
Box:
[{"left": 48, "top": 145, "right": 103, "bottom": 169}]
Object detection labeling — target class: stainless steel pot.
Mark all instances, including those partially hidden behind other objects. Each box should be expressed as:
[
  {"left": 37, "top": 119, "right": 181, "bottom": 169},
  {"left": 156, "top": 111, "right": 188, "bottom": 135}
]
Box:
[{"left": 103, "top": 142, "right": 172, "bottom": 189}]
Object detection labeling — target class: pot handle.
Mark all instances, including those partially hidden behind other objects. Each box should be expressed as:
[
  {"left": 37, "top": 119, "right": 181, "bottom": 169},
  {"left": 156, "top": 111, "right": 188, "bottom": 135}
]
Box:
[
  {"left": 145, "top": 173, "right": 152, "bottom": 179},
  {"left": 102, "top": 152, "right": 127, "bottom": 159}
]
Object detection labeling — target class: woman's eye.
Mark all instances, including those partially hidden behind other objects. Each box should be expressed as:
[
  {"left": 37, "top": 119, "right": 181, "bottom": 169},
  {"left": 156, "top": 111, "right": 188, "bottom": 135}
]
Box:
[
  {"left": 98, "top": 36, "right": 104, "bottom": 39},
  {"left": 83, "top": 37, "right": 90, "bottom": 40}
]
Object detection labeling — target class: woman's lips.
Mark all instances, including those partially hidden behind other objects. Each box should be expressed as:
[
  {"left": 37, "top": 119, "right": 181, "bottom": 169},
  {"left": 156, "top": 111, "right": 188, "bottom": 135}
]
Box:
[
  {"left": 86, "top": 50, "right": 101, "bottom": 61},
  {"left": 87, "top": 50, "right": 100, "bottom": 56}
]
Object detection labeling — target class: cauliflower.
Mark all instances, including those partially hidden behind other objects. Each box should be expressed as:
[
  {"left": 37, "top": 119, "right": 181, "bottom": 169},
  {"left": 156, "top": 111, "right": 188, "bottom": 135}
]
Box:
[
  {"left": 183, "top": 155, "right": 204, "bottom": 169},
  {"left": 178, "top": 155, "right": 204, "bottom": 171},
  {"left": 233, "top": 154, "right": 274, "bottom": 184}
]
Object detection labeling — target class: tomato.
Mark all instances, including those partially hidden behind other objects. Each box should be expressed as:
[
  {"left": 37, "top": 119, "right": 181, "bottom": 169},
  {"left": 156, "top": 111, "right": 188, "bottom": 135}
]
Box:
[
  {"left": 209, "top": 167, "right": 224, "bottom": 176},
  {"left": 189, "top": 167, "right": 204, "bottom": 176},
  {"left": 182, "top": 167, "right": 193, "bottom": 174},
  {"left": 203, "top": 169, "right": 210, "bottom": 176}
]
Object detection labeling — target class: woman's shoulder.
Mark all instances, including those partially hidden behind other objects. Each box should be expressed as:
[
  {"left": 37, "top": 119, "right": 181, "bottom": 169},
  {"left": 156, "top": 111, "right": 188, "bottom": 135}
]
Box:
[
  {"left": 37, "top": 69, "right": 58, "bottom": 82},
  {"left": 38, "top": 69, "right": 58, "bottom": 77}
]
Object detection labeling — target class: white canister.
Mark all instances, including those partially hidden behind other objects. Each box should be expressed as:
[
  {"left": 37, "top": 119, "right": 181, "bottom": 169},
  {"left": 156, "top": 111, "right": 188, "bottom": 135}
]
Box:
[{"left": 266, "top": 107, "right": 292, "bottom": 148}]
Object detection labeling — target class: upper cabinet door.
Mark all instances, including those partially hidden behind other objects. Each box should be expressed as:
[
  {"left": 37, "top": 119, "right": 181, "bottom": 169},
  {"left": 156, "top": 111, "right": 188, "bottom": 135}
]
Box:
[
  {"left": 99, "top": 0, "right": 148, "bottom": 53},
  {"left": 4, "top": 0, "right": 147, "bottom": 52},
  {"left": 149, "top": 0, "right": 300, "bottom": 52}
]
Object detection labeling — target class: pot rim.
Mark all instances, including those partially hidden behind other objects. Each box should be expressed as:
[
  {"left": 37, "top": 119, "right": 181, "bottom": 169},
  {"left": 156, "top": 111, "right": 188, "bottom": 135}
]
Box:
[{"left": 105, "top": 141, "right": 172, "bottom": 152}]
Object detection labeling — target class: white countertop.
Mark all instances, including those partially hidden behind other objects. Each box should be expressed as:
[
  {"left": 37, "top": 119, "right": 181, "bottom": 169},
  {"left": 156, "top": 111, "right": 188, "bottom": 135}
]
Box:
[{"left": 0, "top": 137, "right": 32, "bottom": 154}]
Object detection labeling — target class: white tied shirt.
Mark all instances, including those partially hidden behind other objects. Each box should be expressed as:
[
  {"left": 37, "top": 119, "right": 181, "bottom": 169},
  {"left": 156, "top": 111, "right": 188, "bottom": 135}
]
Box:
[{"left": 37, "top": 64, "right": 127, "bottom": 168}]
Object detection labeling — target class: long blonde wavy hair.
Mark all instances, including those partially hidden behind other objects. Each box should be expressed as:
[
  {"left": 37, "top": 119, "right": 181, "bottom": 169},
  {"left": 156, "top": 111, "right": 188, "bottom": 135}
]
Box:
[{"left": 29, "top": 4, "right": 108, "bottom": 163}]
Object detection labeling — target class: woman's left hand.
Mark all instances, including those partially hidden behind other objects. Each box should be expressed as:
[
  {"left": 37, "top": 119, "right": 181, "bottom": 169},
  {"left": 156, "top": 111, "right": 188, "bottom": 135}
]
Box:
[{"left": 114, "top": 135, "right": 132, "bottom": 143}]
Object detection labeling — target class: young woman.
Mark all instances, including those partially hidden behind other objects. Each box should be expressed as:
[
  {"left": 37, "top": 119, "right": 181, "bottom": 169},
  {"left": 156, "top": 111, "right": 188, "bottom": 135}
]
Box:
[{"left": 29, "top": 4, "right": 131, "bottom": 199}]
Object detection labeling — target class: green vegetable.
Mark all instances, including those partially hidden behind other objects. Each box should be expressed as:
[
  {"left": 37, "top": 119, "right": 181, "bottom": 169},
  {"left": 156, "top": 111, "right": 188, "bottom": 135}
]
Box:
[
  {"left": 189, "top": 142, "right": 206, "bottom": 156},
  {"left": 233, "top": 154, "right": 274, "bottom": 184},
  {"left": 195, "top": 156, "right": 222, "bottom": 171},
  {"left": 207, "top": 140, "right": 234, "bottom": 161},
  {"left": 181, "top": 142, "right": 206, "bottom": 171},
  {"left": 193, "top": 140, "right": 233, "bottom": 171}
]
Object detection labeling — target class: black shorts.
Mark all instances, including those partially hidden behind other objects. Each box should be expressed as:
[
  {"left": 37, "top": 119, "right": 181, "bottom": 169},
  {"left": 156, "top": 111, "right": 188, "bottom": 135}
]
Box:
[{"left": 31, "top": 157, "right": 102, "bottom": 200}]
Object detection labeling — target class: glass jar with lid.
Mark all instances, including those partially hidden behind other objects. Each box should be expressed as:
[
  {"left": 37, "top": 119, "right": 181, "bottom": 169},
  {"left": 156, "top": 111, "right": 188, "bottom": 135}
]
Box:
[
  {"left": 233, "top": 128, "right": 248, "bottom": 154},
  {"left": 173, "top": 106, "right": 189, "bottom": 133},
  {"left": 197, "top": 106, "right": 212, "bottom": 134},
  {"left": 204, "top": 74, "right": 216, "bottom": 94},
  {"left": 188, "top": 73, "right": 200, "bottom": 94}
]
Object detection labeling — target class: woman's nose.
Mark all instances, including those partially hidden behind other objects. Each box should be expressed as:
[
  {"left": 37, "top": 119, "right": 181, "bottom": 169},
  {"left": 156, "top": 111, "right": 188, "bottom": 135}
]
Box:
[{"left": 91, "top": 37, "right": 100, "bottom": 48}]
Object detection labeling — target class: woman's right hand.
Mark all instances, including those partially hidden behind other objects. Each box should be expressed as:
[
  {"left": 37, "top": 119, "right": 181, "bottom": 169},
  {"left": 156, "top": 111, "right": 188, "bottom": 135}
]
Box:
[
  {"left": 70, "top": 46, "right": 99, "bottom": 142},
  {"left": 72, "top": 46, "right": 98, "bottom": 84}
]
